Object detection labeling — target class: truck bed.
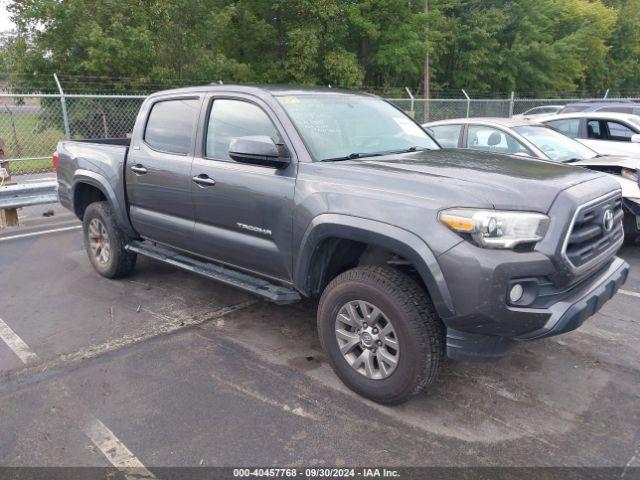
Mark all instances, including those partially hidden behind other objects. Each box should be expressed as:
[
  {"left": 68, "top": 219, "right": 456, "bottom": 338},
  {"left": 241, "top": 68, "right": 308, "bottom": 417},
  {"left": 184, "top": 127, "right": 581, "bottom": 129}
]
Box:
[{"left": 66, "top": 138, "right": 131, "bottom": 147}]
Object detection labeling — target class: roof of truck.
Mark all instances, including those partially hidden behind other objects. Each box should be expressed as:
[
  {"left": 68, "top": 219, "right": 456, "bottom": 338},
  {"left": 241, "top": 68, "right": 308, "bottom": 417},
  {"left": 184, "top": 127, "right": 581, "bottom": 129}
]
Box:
[{"left": 148, "top": 84, "right": 374, "bottom": 98}]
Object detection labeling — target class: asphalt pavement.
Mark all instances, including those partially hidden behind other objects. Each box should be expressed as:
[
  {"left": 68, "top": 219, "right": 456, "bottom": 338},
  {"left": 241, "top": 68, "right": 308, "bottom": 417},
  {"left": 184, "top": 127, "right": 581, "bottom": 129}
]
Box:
[{"left": 0, "top": 206, "right": 639, "bottom": 476}]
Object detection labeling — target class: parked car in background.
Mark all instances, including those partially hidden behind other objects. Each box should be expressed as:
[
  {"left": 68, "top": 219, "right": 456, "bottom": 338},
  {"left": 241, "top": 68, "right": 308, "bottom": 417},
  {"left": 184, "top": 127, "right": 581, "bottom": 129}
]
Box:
[
  {"left": 538, "top": 112, "right": 640, "bottom": 157},
  {"left": 424, "top": 117, "right": 640, "bottom": 242},
  {"left": 559, "top": 101, "right": 640, "bottom": 115},
  {"left": 512, "top": 105, "right": 564, "bottom": 119}
]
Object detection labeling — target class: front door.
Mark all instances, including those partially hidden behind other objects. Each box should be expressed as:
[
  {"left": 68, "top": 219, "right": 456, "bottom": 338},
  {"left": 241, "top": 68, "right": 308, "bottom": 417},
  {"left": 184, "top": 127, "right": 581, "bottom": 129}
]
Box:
[
  {"left": 126, "top": 97, "right": 201, "bottom": 251},
  {"left": 190, "top": 96, "right": 296, "bottom": 282}
]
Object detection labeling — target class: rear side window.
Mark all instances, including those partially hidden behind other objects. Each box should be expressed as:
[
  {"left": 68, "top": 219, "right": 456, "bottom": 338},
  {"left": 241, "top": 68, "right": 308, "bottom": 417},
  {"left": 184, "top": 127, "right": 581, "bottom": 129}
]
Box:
[
  {"left": 144, "top": 99, "right": 200, "bottom": 154},
  {"left": 428, "top": 125, "right": 462, "bottom": 148},
  {"left": 206, "top": 99, "right": 279, "bottom": 160},
  {"left": 546, "top": 119, "right": 580, "bottom": 138}
]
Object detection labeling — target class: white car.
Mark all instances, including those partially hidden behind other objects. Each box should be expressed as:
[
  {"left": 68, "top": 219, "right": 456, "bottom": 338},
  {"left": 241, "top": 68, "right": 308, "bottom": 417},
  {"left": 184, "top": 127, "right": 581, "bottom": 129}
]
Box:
[
  {"left": 511, "top": 105, "right": 565, "bottom": 120},
  {"left": 423, "top": 117, "right": 640, "bottom": 242},
  {"left": 538, "top": 112, "right": 640, "bottom": 157}
]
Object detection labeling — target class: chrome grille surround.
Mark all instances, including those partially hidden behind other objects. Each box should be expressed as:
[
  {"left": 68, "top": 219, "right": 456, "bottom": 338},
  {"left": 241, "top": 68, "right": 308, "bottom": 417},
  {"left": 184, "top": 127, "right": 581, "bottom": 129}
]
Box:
[{"left": 561, "top": 191, "right": 624, "bottom": 274}]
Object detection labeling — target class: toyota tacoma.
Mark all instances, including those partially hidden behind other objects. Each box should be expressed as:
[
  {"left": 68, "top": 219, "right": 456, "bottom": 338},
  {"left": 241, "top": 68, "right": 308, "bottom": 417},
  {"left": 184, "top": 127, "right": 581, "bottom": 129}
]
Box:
[{"left": 55, "top": 86, "right": 629, "bottom": 404}]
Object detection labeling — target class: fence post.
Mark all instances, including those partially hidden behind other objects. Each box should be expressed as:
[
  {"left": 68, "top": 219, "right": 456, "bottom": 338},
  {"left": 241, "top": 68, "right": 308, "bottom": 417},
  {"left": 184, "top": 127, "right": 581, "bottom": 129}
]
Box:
[
  {"left": 462, "top": 89, "right": 471, "bottom": 118},
  {"left": 509, "top": 91, "right": 515, "bottom": 118},
  {"left": 404, "top": 87, "right": 416, "bottom": 119},
  {"left": 0, "top": 138, "right": 20, "bottom": 228},
  {"left": 54, "top": 73, "right": 71, "bottom": 139}
]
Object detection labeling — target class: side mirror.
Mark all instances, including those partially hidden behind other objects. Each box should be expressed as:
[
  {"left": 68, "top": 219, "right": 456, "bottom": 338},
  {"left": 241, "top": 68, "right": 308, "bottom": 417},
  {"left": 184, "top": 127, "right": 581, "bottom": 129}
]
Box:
[
  {"left": 228, "top": 136, "right": 290, "bottom": 168},
  {"left": 631, "top": 134, "right": 640, "bottom": 144},
  {"left": 513, "top": 151, "right": 534, "bottom": 159}
]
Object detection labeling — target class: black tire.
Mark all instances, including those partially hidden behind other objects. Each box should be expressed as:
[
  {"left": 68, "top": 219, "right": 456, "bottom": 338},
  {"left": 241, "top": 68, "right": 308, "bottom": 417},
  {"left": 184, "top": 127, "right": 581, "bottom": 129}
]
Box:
[
  {"left": 317, "top": 266, "right": 445, "bottom": 405},
  {"left": 623, "top": 212, "right": 640, "bottom": 245},
  {"left": 83, "top": 201, "right": 137, "bottom": 278}
]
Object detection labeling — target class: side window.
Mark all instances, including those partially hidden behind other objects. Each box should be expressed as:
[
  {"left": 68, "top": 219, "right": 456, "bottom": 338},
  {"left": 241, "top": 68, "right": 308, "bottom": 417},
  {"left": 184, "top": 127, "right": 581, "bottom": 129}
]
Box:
[
  {"left": 605, "top": 121, "right": 635, "bottom": 141},
  {"left": 467, "top": 125, "right": 530, "bottom": 155},
  {"left": 429, "top": 125, "right": 462, "bottom": 148},
  {"left": 144, "top": 99, "right": 200, "bottom": 154},
  {"left": 546, "top": 119, "right": 580, "bottom": 138},
  {"left": 206, "top": 99, "right": 279, "bottom": 160},
  {"left": 587, "top": 120, "right": 603, "bottom": 139}
]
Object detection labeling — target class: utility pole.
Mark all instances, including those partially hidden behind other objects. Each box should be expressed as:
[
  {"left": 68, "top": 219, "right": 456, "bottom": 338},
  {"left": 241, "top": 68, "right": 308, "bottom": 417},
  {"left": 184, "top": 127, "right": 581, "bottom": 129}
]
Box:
[{"left": 423, "top": 0, "right": 430, "bottom": 122}]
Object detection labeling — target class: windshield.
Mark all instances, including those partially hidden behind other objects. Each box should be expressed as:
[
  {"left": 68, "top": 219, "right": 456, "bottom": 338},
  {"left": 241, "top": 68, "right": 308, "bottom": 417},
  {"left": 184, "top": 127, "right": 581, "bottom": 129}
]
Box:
[
  {"left": 276, "top": 94, "right": 439, "bottom": 161},
  {"left": 512, "top": 125, "right": 597, "bottom": 162}
]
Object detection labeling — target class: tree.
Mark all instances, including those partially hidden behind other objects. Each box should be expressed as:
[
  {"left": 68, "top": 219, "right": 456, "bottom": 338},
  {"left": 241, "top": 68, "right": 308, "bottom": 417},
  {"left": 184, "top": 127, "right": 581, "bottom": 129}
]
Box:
[{"left": 1, "top": 0, "right": 638, "bottom": 98}]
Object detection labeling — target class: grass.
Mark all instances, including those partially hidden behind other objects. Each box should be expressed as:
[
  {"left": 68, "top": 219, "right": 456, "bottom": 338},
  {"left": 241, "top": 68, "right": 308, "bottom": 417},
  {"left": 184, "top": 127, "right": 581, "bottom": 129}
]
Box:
[{"left": 1, "top": 110, "right": 64, "bottom": 175}]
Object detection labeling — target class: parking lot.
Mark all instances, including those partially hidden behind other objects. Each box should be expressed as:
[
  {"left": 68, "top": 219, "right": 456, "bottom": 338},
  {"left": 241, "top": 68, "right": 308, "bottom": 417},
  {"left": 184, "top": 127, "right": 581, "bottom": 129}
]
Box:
[{"left": 1, "top": 206, "right": 639, "bottom": 473}]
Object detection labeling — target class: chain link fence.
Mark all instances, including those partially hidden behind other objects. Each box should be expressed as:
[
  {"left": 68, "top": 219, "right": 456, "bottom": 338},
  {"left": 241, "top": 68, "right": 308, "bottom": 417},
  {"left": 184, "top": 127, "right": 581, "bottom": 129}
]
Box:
[
  {"left": 1, "top": 93, "right": 145, "bottom": 176},
  {"left": 1, "top": 91, "right": 639, "bottom": 176}
]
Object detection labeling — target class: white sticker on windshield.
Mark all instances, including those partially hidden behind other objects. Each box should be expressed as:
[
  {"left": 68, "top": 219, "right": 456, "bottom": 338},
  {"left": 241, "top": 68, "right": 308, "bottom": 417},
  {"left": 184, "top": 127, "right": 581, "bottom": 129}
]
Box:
[{"left": 393, "top": 116, "right": 425, "bottom": 137}]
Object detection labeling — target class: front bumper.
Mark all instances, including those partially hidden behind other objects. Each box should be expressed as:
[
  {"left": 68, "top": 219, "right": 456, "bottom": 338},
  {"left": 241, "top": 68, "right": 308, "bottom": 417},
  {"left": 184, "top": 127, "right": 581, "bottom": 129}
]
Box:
[
  {"left": 514, "top": 256, "right": 628, "bottom": 340},
  {"left": 439, "top": 239, "right": 629, "bottom": 361}
]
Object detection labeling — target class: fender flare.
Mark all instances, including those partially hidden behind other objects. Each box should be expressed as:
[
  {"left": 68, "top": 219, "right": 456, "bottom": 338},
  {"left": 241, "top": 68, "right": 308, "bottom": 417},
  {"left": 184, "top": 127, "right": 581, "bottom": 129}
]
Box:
[
  {"left": 72, "top": 169, "right": 137, "bottom": 237},
  {"left": 294, "top": 214, "right": 455, "bottom": 319}
]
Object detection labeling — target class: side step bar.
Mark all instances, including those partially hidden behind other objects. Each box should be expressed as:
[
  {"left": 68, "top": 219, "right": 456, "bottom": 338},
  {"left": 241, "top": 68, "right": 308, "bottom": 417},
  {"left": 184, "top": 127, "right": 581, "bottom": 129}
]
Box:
[{"left": 125, "top": 240, "right": 301, "bottom": 305}]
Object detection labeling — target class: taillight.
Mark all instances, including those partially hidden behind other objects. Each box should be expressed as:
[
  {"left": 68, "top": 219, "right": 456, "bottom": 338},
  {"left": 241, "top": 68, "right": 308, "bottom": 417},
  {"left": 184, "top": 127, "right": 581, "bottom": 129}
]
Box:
[{"left": 53, "top": 151, "right": 59, "bottom": 171}]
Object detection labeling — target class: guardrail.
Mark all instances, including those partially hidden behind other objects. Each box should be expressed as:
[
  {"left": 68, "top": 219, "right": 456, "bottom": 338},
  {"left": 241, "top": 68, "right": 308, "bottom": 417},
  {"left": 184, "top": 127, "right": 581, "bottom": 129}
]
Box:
[{"left": 0, "top": 180, "right": 58, "bottom": 227}]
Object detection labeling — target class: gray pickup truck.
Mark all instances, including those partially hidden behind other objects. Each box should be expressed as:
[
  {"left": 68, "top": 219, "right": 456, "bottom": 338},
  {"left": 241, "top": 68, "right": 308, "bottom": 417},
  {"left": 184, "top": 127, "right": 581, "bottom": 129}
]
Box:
[{"left": 56, "top": 85, "right": 629, "bottom": 404}]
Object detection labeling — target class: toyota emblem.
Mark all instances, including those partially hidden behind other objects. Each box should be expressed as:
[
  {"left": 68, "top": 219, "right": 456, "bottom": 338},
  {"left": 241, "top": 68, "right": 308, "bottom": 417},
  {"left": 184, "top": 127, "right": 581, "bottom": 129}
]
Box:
[{"left": 602, "top": 208, "right": 614, "bottom": 232}]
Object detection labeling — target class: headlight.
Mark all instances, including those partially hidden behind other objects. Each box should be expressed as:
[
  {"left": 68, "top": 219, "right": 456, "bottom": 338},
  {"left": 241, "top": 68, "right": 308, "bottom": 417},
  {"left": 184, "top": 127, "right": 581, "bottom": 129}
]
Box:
[{"left": 439, "top": 208, "right": 550, "bottom": 249}]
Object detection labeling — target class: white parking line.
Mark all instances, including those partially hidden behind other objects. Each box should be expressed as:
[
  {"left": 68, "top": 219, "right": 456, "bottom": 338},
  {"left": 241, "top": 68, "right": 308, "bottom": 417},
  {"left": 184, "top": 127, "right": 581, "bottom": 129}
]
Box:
[
  {"left": 620, "top": 289, "right": 640, "bottom": 299},
  {"left": 0, "top": 315, "right": 157, "bottom": 476},
  {"left": 0, "top": 318, "right": 39, "bottom": 364},
  {"left": 84, "top": 418, "right": 156, "bottom": 479},
  {"left": 0, "top": 225, "right": 81, "bottom": 242}
]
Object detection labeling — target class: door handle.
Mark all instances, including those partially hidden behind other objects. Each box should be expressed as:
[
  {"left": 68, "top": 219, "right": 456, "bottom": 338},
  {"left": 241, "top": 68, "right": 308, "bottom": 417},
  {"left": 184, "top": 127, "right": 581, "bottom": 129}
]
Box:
[
  {"left": 130, "top": 164, "right": 148, "bottom": 174},
  {"left": 192, "top": 174, "right": 216, "bottom": 187}
]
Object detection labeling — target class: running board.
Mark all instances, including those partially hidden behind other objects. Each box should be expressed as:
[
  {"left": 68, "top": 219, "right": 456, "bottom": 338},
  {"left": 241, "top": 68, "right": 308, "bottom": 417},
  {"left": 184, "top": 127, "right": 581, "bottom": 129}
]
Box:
[{"left": 125, "top": 241, "right": 301, "bottom": 304}]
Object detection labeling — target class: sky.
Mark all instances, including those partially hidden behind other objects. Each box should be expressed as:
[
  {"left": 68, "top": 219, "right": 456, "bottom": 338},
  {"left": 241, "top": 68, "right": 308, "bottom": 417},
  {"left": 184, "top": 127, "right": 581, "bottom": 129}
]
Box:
[{"left": 0, "top": 0, "right": 15, "bottom": 33}]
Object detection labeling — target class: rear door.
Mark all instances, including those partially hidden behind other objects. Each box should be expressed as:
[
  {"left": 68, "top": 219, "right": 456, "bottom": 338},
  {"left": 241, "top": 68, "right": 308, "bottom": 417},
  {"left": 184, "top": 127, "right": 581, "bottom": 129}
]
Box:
[
  {"left": 189, "top": 94, "right": 296, "bottom": 282},
  {"left": 126, "top": 96, "right": 201, "bottom": 251}
]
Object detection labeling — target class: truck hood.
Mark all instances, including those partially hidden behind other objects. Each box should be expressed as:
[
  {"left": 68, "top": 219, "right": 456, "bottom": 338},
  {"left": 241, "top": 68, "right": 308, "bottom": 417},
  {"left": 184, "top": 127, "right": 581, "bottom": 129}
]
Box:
[{"left": 337, "top": 149, "right": 611, "bottom": 212}]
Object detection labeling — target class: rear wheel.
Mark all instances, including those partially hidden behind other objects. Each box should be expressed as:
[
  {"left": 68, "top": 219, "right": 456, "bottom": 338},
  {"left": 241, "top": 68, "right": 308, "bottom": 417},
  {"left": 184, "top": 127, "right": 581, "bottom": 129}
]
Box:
[
  {"left": 317, "top": 266, "right": 444, "bottom": 405},
  {"left": 83, "top": 201, "right": 136, "bottom": 278}
]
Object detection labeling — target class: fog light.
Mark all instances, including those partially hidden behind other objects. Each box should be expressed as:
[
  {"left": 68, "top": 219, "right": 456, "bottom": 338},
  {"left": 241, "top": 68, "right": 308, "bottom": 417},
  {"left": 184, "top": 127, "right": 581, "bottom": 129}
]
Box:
[{"left": 509, "top": 283, "right": 524, "bottom": 303}]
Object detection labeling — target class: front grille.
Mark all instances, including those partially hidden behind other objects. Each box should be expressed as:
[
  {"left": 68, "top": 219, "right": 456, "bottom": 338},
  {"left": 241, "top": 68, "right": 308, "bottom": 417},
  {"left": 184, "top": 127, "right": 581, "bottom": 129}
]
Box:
[{"left": 564, "top": 193, "right": 624, "bottom": 270}]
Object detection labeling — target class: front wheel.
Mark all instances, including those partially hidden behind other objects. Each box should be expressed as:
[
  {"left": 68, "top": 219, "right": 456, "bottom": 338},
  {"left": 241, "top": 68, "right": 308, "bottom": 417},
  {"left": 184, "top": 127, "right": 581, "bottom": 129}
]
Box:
[
  {"left": 83, "top": 201, "right": 137, "bottom": 278},
  {"left": 317, "top": 266, "right": 444, "bottom": 405}
]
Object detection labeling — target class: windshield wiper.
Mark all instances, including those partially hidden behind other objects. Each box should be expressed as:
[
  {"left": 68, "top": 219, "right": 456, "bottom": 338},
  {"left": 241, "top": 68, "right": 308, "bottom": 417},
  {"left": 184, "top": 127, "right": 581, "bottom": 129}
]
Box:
[
  {"left": 319, "top": 146, "right": 428, "bottom": 163},
  {"left": 320, "top": 153, "right": 363, "bottom": 162}
]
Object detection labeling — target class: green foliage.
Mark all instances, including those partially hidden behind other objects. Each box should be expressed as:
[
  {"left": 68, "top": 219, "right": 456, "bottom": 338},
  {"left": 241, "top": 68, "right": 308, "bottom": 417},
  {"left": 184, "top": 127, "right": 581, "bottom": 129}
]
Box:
[{"left": 2, "top": 0, "right": 639, "bottom": 95}]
